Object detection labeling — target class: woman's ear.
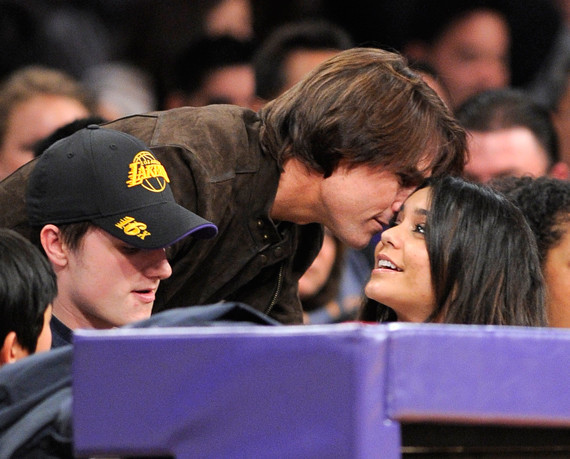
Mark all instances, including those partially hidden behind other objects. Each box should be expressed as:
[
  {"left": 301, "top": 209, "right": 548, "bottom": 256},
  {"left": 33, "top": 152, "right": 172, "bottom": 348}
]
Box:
[
  {"left": 40, "top": 224, "right": 68, "bottom": 268},
  {"left": 0, "top": 331, "right": 29, "bottom": 365}
]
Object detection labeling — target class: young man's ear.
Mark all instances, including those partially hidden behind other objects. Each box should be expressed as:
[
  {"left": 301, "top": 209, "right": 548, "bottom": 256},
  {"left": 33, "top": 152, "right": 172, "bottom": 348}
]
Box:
[
  {"left": 0, "top": 331, "right": 29, "bottom": 365},
  {"left": 40, "top": 224, "right": 68, "bottom": 268}
]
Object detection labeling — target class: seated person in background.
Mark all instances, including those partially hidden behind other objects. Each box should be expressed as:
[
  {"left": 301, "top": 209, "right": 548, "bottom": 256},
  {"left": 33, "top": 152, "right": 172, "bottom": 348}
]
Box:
[
  {"left": 360, "top": 176, "right": 546, "bottom": 326},
  {"left": 402, "top": 0, "right": 510, "bottom": 111},
  {"left": 253, "top": 19, "right": 353, "bottom": 107},
  {"left": 0, "top": 228, "right": 56, "bottom": 366},
  {"left": 457, "top": 88, "right": 569, "bottom": 182},
  {"left": 299, "top": 229, "right": 350, "bottom": 324},
  {"left": 32, "top": 115, "right": 107, "bottom": 158},
  {"left": 0, "top": 65, "right": 94, "bottom": 180},
  {"left": 26, "top": 126, "right": 217, "bottom": 347},
  {"left": 410, "top": 61, "right": 452, "bottom": 108},
  {"left": 491, "top": 176, "right": 570, "bottom": 328},
  {"left": 162, "top": 34, "right": 256, "bottom": 109}
]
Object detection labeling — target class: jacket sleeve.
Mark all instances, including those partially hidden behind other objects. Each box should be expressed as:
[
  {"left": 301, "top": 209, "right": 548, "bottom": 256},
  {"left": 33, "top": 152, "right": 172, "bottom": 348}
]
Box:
[{"left": 0, "top": 159, "right": 38, "bottom": 242}]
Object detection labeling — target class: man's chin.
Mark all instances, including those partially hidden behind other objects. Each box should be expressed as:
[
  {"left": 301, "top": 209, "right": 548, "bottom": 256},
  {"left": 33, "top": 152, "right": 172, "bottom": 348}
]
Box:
[{"left": 342, "top": 236, "right": 369, "bottom": 250}]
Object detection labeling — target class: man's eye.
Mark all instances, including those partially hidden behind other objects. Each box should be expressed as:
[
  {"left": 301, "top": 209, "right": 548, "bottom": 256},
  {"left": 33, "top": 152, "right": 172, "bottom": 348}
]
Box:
[{"left": 397, "top": 171, "right": 424, "bottom": 188}]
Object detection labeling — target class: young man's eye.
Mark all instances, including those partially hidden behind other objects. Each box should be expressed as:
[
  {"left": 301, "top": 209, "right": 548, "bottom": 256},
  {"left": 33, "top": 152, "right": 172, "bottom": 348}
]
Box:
[{"left": 121, "top": 246, "right": 141, "bottom": 255}]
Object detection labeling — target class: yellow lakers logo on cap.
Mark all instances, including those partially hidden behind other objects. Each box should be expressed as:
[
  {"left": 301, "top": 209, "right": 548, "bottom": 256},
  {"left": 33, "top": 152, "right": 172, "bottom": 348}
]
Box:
[
  {"left": 115, "top": 216, "right": 151, "bottom": 240},
  {"left": 126, "top": 151, "right": 170, "bottom": 192}
]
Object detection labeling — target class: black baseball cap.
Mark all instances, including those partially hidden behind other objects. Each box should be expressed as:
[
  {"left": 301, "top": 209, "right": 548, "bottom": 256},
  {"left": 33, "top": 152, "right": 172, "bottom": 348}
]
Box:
[{"left": 26, "top": 125, "right": 218, "bottom": 249}]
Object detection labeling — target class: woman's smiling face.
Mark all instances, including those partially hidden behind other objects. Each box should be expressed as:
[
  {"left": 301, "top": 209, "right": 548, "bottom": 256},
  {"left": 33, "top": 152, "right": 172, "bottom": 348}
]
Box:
[{"left": 364, "top": 187, "right": 435, "bottom": 322}]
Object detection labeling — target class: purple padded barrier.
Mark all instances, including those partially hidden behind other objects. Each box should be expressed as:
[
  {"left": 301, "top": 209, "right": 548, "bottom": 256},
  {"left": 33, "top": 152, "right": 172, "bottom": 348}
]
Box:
[
  {"left": 73, "top": 324, "right": 396, "bottom": 458},
  {"left": 385, "top": 323, "right": 570, "bottom": 426}
]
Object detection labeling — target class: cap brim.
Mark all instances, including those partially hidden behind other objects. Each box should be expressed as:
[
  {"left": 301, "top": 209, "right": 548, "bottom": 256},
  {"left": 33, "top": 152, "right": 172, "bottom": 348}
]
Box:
[{"left": 93, "top": 201, "right": 218, "bottom": 249}]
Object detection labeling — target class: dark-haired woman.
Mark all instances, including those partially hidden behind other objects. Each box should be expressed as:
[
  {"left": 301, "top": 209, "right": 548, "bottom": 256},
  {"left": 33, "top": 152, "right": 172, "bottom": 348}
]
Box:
[{"left": 360, "top": 176, "right": 547, "bottom": 326}]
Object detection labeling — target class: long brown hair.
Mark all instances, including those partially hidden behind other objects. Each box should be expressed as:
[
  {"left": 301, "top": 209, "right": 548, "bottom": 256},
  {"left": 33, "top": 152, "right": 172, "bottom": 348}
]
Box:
[{"left": 260, "top": 47, "right": 466, "bottom": 184}]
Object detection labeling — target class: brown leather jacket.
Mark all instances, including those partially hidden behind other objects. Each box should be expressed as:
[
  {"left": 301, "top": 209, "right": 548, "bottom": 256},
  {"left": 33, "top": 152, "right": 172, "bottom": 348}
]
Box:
[{"left": 0, "top": 105, "right": 322, "bottom": 324}]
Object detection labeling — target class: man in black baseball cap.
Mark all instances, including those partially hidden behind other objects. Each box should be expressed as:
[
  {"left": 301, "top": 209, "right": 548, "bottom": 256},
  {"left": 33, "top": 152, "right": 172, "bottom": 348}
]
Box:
[{"left": 27, "top": 125, "right": 217, "bottom": 347}]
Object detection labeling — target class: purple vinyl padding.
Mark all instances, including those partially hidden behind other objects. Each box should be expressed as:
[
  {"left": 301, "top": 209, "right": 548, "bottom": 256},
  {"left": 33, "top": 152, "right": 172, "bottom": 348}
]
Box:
[
  {"left": 73, "top": 324, "right": 394, "bottom": 458},
  {"left": 72, "top": 323, "right": 570, "bottom": 457}
]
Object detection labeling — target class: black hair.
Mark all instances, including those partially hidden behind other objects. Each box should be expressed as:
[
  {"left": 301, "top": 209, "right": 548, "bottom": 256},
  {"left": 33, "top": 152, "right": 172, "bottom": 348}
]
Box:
[
  {"left": 490, "top": 176, "right": 570, "bottom": 264},
  {"left": 254, "top": 19, "right": 353, "bottom": 100},
  {"left": 168, "top": 34, "right": 255, "bottom": 96},
  {"left": 0, "top": 228, "right": 57, "bottom": 352},
  {"left": 361, "top": 176, "right": 546, "bottom": 326}
]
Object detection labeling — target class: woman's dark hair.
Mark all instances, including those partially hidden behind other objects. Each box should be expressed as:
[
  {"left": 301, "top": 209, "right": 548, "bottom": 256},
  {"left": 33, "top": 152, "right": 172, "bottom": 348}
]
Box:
[
  {"left": 361, "top": 176, "right": 547, "bottom": 326},
  {"left": 0, "top": 228, "right": 57, "bottom": 352}
]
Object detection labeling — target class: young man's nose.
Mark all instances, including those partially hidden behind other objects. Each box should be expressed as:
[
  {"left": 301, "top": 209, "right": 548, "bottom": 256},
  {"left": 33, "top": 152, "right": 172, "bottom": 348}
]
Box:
[{"left": 145, "top": 249, "right": 173, "bottom": 280}]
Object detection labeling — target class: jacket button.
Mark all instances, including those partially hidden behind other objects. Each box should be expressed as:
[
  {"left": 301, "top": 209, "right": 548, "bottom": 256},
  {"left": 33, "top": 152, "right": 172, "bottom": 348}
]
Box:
[
  {"left": 260, "top": 254, "right": 268, "bottom": 264},
  {"left": 263, "top": 234, "right": 269, "bottom": 241},
  {"left": 274, "top": 247, "right": 283, "bottom": 257},
  {"left": 257, "top": 219, "right": 264, "bottom": 228}
]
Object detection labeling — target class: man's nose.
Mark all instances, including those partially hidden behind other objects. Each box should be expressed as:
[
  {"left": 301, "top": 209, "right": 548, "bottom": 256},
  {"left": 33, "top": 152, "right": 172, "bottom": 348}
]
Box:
[{"left": 391, "top": 186, "right": 415, "bottom": 213}]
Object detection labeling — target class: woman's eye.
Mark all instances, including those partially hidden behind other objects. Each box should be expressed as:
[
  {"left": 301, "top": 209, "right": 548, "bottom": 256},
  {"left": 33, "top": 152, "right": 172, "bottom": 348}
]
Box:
[{"left": 414, "top": 223, "right": 426, "bottom": 234}]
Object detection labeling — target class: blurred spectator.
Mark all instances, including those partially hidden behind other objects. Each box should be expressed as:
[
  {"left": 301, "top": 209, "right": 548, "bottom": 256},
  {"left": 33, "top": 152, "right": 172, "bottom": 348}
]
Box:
[
  {"left": 253, "top": 19, "right": 353, "bottom": 105},
  {"left": 205, "top": 0, "right": 253, "bottom": 40},
  {"left": 410, "top": 61, "right": 452, "bottom": 107},
  {"left": 403, "top": 0, "right": 510, "bottom": 110},
  {"left": 162, "top": 35, "right": 256, "bottom": 109},
  {"left": 457, "top": 88, "right": 569, "bottom": 182},
  {"left": 300, "top": 230, "right": 349, "bottom": 324},
  {"left": 131, "top": 0, "right": 254, "bottom": 101},
  {"left": 0, "top": 0, "right": 114, "bottom": 81},
  {"left": 542, "top": 0, "right": 570, "bottom": 168},
  {"left": 0, "top": 66, "right": 94, "bottom": 180},
  {"left": 32, "top": 116, "right": 107, "bottom": 158},
  {"left": 552, "top": 79, "right": 570, "bottom": 168},
  {"left": 83, "top": 62, "right": 157, "bottom": 120}
]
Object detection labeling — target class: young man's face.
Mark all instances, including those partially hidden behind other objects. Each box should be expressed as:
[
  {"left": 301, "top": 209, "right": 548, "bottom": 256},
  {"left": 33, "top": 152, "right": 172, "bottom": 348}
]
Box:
[
  {"left": 57, "top": 227, "right": 172, "bottom": 329},
  {"left": 318, "top": 164, "right": 416, "bottom": 249}
]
